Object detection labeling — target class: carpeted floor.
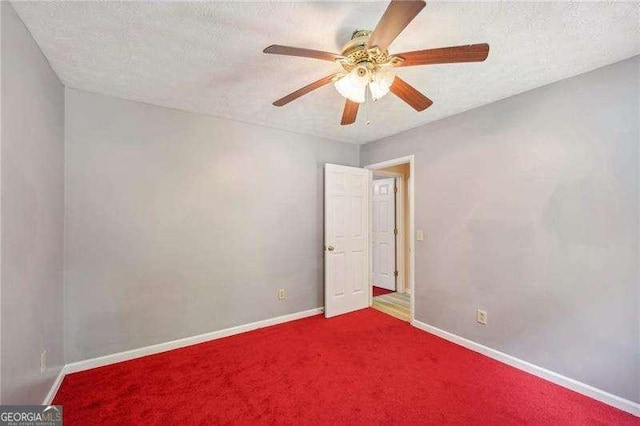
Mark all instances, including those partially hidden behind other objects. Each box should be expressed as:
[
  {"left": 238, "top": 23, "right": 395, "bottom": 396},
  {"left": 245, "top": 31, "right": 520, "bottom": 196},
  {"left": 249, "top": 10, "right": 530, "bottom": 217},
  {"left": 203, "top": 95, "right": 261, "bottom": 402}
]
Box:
[
  {"left": 53, "top": 309, "right": 637, "bottom": 425},
  {"left": 372, "top": 292, "right": 411, "bottom": 321},
  {"left": 372, "top": 285, "right": 394, "bottom": 297}
]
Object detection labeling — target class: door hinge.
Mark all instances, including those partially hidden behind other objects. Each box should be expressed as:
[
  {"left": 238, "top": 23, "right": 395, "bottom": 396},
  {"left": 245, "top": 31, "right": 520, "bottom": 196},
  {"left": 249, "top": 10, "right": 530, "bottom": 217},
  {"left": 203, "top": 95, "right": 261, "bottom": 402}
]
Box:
[
  {"left": 394, "top": 270, "right": 399, "bottom": 277},
  {"left": 394, "top": 228, "right": 398, "bottom": 235}
]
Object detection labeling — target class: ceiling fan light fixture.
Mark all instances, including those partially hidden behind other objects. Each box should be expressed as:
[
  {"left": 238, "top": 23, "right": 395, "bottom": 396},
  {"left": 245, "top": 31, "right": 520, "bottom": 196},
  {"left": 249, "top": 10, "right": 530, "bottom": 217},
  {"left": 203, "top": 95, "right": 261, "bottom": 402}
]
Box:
[
  {"left": 334, "top": 66, "right": 369, "bottom": 103},
  {"left": 265, "top": 1, "right": 489, "bottom": 125}
]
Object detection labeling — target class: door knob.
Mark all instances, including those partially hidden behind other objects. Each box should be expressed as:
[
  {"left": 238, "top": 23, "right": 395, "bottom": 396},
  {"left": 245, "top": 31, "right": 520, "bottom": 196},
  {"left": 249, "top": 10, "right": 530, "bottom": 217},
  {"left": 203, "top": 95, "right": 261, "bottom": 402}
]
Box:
[{"left": 327, "top": 245, "right": 334, "bottom": 252}]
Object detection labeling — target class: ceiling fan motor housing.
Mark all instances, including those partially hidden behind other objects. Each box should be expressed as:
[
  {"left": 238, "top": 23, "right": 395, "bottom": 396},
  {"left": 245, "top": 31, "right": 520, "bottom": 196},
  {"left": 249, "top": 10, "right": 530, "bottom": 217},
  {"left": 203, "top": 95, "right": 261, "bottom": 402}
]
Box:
[{"left": 337, "top": 29, "right": 404, "bottom": 72}]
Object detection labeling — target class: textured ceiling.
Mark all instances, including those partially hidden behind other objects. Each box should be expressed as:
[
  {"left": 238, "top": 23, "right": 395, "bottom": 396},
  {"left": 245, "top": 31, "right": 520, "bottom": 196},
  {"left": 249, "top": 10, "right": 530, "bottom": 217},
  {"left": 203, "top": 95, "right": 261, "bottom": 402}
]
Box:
[{"left": 12, "top": 1, "right": 640, "bottom": 144}]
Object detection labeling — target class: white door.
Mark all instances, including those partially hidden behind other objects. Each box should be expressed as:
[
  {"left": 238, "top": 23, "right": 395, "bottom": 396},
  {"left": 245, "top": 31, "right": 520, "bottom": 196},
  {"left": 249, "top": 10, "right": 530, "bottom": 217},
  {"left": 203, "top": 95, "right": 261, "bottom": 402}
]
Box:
[
  {"left": 372, "top": 178, "right": 396, "bottom": 291},
  {"left": 324, "top": 164, "right": 370, "bottom": 318}
]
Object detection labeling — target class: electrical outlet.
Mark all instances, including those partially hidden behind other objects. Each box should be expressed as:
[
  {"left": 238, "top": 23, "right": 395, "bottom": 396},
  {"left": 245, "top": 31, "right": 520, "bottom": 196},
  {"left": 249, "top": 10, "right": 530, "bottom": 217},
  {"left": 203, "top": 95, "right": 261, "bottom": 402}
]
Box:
[
  {"left": 277, "top": 288, "right": 285, "bottom": 300},
  {"left": 477, "top": 309, "right": 487, "bottom": 325},
  {"left": 40, "top": 350, "right": 47, "bottom": 374}
]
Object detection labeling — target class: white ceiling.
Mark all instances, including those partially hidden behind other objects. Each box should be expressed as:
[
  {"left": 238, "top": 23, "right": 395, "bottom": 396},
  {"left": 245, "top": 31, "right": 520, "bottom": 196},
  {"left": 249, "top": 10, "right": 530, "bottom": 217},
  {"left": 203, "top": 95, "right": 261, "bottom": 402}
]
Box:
[{"left": 12, "top": 1, "right": 639, "bottom": 144}]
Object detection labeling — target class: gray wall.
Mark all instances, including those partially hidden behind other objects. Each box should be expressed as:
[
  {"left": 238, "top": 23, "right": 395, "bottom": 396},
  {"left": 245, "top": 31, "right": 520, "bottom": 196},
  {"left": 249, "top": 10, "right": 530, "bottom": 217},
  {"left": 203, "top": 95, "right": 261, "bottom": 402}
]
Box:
[
  {"left": 1, "top": 2, "right": 65, "bottom": 404},
  {"left": 361, "top": 56, "right": 640, "bottom": 403},
  {"left": 65, "top": 88, "right": 359, "bottom": 362}
]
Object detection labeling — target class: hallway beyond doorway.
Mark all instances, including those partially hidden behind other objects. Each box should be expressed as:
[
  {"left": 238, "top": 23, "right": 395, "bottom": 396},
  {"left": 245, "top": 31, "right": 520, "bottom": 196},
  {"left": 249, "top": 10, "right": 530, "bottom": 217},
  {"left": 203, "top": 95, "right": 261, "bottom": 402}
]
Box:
[{"left": 372, "top": 292, "right": 410, "bottom": 322}]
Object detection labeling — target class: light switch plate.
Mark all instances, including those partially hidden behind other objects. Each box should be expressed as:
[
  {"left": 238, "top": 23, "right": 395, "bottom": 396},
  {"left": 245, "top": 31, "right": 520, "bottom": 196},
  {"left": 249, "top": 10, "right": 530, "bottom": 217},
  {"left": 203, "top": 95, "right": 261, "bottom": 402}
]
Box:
[
  {"left": 416, "top": 230, "right": 424, "bottom": 241},
  {"left": 477, "top": 309, "right": 487, "bottom": 325}
]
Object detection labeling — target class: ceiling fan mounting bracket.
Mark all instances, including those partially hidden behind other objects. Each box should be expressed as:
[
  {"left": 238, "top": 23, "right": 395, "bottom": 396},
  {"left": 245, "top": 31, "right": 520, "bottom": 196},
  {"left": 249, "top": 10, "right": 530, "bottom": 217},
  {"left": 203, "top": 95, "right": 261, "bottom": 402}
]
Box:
[{"left": 351, "top": 29, "right": 372, "bottom": 40}]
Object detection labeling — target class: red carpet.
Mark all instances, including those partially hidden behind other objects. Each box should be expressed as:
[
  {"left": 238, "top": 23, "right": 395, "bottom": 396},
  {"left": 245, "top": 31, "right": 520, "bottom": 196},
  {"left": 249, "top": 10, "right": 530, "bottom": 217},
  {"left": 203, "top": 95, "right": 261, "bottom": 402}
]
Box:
[
  {"left": 54, "top": 309, "right": 637, "bottom": 425},
  {"left": 373, "top": 286, "right": 394, "bottom": 297}
]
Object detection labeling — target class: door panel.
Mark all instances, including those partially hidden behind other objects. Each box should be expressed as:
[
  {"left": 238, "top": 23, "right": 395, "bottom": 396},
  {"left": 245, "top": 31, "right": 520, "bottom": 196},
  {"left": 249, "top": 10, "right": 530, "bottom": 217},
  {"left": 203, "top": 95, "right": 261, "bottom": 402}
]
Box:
[
  {"left": 325, "top": 164, "right": 370, "bottom": 318},
  {"left": 372, "top": 178, "right": 396, "bottom": 291},
  {"left": 331, "top": 252, "right": 346, "bottom": 297}
]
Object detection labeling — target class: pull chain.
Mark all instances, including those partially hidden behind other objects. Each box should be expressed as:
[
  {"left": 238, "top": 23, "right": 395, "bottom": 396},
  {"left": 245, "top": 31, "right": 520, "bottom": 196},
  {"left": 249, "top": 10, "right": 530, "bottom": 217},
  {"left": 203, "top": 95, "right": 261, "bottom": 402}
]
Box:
[{"left": 365, "top": 87, "right": 371, "bottom": 125}]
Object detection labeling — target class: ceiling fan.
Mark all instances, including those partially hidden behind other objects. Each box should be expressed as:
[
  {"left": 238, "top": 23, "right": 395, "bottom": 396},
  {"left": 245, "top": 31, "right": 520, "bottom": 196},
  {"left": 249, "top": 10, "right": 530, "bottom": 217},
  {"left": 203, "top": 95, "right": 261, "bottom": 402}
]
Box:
[{"left": 263, "top": 0, "right": 489, "bottom": 125}]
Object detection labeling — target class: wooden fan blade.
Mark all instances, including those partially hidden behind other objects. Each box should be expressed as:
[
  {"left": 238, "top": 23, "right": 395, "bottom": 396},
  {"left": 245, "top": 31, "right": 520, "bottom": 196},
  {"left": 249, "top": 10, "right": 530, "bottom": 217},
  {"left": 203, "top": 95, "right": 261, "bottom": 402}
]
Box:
[
  {"left": 366, "top": 0, "right": 426, "bottom": 51},
  {"left": 263, "top": 45, "right": 341, "bottom": 62},
  {"left": 341, "top": 100, "right": 359, "bottom": 125},
  {"left": 397, "top": 43, "right": 490, "bottom": 67},
  {"left": 389, "top": 76, "right": 433, "bottom": 111},
  {"left": 273, "top": 74, "right": 338, "bottom": 107}
]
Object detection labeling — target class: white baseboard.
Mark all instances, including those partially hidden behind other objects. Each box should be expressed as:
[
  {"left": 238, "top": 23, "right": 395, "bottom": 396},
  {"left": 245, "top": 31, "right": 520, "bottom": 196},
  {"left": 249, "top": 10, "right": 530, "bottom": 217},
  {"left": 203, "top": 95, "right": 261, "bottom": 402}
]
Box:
[
  {"left": 65, "top": 307, "right": 323, "bottom": 374},
  {"left": 42, "top": 367, "right": 65, "bottom": 405},
  {"left": 47, "top": 307, "right": 323, "bottom": 399},
  {"left": 412, "top": 319, "right": 639, "bottom": 417}
]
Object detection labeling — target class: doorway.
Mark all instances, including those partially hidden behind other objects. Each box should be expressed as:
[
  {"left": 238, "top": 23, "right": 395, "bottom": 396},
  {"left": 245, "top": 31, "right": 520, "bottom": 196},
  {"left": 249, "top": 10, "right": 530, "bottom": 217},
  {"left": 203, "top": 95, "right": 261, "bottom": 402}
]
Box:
[
  {"left": 323, "top": 157, "right": 414, "bottom": 321},
  {"left": 366, "top": 156, "right": 414, "bottom": 323}
]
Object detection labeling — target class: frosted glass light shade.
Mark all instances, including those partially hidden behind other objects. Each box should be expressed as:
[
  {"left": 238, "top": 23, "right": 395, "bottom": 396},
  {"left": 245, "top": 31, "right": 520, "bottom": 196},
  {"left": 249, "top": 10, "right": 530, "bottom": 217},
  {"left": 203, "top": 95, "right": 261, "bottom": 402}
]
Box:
[
  {"left": 334, "top": 68, "right": 368, "bottom": 104},
  {"left": 334, "top": 67, "right": 396, "bottom": 104},
  {"left": 369, "top": 69, "right": 395, "bottom": 101}
]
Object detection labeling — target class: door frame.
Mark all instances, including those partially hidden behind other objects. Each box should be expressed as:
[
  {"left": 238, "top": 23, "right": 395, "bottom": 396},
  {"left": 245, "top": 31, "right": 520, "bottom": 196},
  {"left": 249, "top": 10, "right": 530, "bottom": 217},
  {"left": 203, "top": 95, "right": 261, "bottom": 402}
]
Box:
[
  {"left": 371, "top": 171, "right": 406, "bottom": 294},
  {"left": 365, "top": 155, "right": 415, "bottom": 323}
]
